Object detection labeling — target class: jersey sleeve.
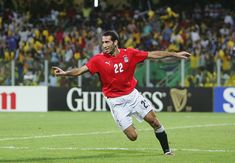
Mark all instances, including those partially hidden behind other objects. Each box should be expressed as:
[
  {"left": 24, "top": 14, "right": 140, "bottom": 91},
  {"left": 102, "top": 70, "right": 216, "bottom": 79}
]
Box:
[
  {"left": 85, "top": 56, "right": 98, "bottom": 75},
  {"left": 128, "top": 48, "right": 148, "bottom": 63}
]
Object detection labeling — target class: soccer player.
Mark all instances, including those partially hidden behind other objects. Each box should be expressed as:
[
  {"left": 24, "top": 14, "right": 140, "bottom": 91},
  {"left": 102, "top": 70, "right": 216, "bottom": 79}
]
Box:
[{"left": 53, "top": 30, "right": 191, "bottom": 155}]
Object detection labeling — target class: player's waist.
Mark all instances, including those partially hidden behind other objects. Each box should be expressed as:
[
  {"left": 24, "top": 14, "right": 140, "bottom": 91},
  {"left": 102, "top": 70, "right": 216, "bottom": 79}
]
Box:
[{"left": 103, "top": 88, "right": 136, "bottom": 99}]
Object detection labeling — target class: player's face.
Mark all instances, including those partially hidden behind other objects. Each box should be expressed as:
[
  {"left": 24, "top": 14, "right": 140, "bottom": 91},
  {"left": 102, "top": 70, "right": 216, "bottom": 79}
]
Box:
[{"left": 102, "top": 36, "right": 117, "bottom": 55}]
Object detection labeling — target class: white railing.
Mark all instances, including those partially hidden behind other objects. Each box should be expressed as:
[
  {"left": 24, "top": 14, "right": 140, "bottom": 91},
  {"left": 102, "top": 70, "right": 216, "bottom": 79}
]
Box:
[{"left": 3, "top": 59, "right": 223, "bottom": 87}]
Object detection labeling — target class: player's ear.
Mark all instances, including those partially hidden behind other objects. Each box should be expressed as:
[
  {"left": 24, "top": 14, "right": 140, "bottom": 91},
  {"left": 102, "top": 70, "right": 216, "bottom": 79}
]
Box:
[{"left": 114, "top": 40, "right": 118, "bottom": 47}]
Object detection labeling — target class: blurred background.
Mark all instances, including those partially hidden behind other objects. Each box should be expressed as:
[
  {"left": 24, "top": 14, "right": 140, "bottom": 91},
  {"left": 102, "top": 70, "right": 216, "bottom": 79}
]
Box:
[
  {"left": 0, "top": 0, "right": 234, "bottom": 89},
  {"left": 1, "top": 2, "right": 234, "bottom": 161}
]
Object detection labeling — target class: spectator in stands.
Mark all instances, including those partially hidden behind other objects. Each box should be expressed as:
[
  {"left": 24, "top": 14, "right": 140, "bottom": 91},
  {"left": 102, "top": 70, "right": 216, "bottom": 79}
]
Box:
[{"left": 0, "top": 0, "right": 234, "bottom": 87}]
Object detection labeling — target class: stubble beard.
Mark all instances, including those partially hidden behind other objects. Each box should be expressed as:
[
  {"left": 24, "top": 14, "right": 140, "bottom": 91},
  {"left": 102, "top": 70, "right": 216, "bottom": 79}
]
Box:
[{"left": 105, "top": 45, "right": 116, "bottom": 56}]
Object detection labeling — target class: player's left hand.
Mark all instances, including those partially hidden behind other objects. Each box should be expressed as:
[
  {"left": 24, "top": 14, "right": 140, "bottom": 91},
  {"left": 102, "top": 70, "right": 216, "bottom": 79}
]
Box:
[{"left": 175, "top": 51, "right": 191, "bottom": 59}]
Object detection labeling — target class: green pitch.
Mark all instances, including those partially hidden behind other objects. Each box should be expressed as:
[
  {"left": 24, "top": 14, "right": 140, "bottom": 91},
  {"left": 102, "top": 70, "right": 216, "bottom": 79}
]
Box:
[{"left": 0, "top": 112, "right": 234, "bottom": 163}]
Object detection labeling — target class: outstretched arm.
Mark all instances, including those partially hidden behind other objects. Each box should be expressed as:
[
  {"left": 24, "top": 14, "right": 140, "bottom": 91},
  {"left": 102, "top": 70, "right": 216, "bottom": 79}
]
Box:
[
  {"left": 52, "top": 65, "right": 89, "bottom": 77},
  {"left": 147, "top": 51, "right": 191, "bottom": 60}
]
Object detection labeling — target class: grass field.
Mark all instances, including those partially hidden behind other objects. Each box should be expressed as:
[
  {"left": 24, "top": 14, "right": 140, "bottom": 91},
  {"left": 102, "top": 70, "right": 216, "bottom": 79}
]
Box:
[{"left": 0, "top": 112, "right": 235, "bottom": 163}]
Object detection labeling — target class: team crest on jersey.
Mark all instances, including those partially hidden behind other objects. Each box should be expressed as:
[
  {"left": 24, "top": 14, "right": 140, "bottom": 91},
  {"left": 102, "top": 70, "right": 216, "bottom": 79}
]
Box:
[{"left": 123, "top": 55, "right": 129, "bottom": 63}]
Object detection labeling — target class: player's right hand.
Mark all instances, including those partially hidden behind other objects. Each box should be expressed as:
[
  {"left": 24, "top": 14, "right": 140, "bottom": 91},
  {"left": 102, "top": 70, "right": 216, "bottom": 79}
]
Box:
[{"left": 52, "top": 66, "right": 66, "bottom": 76}]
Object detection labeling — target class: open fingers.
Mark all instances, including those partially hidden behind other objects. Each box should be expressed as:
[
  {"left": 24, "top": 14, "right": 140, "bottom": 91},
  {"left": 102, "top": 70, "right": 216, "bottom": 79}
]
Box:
[
  {"left": 52, "top": 66, "right": 60, "bottom": 70},
  {"left": 51, "top": 66, "right": 62, "bottom": 75},
  {"left": 184, "top": 52, "right": 191, "bottom": 57},
  {"left": 179, "top": 51, "right": 191, "bottom": 59}
]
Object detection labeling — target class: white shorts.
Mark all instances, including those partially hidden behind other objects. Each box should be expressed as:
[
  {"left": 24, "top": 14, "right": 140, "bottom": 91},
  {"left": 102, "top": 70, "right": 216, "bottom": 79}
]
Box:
[{"left": 105, "top": 89, "right": 152, "bottom": 131}]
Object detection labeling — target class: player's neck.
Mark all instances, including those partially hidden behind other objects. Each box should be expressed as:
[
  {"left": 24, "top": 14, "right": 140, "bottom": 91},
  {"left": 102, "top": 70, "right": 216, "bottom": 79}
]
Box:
[{"left": 110, "top": 48, "right": 120, "bottom": 57}]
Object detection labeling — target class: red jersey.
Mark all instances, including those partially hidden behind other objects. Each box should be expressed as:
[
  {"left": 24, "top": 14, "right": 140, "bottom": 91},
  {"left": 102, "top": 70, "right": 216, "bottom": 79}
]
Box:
[{"left": 86, "top": 48, "right": 148, "bottom": 98}]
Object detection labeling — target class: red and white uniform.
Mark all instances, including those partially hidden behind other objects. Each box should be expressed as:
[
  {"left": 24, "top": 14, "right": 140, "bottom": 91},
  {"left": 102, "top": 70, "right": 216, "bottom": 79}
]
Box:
[
  {"left": 86, "top": 48, "right": 152, "bottom": 131},
  {"left": 86, "top": 48, "right": 148, "bottom": 98}
]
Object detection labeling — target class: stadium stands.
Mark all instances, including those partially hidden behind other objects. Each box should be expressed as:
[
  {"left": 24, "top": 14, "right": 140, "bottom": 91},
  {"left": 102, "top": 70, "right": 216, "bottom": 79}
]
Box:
[{"left": 0, "top": 0, "right": 234, "bottom": 87}]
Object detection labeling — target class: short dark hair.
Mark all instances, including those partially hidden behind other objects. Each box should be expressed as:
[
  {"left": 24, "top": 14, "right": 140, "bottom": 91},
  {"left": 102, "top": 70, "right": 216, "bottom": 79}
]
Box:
[{"left": 102, "top": 30, "right": 119, "bottom": 42}]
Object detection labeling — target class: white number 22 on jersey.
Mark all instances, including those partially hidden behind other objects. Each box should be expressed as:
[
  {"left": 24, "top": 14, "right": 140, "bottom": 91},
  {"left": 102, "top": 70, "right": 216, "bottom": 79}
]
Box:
[{"left": 114, "top": 63, "right": 123, "bottom": 73}]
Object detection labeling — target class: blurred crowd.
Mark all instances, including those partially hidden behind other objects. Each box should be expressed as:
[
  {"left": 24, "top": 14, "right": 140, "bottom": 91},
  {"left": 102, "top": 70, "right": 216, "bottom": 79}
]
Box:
[{"left": 0, "top": 0, "right": 234, "bottom": 87}]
